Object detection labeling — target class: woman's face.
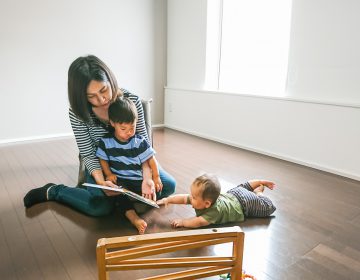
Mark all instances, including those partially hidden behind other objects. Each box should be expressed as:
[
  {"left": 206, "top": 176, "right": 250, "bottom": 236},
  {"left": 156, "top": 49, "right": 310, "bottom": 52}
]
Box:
[{"left": 86, "top": 80, "right": 113, "bottom": 109}]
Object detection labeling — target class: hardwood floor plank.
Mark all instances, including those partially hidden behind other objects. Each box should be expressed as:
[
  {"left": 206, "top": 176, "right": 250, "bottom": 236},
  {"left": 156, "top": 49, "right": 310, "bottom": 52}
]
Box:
[
  {"left": 311, "top": 244, "right": 360, "bottom": 272},
  {"left": 23, "top": 220, "right": 71, "bottom": 279},
  {"left": 0, "top": 218, "right": 17, "bottom": 280},
  {"left": 303, "top": 246, "right": 360, "bottom": 279},
  {"left": 40, "top": 218, "right": 95, "bottom": 280},
  {"left": 1, "top": 209, "right": 43, "bottom": 279}
]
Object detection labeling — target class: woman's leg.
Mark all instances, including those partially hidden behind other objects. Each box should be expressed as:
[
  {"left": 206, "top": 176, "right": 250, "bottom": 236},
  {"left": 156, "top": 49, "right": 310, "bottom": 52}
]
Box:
[
  {"left": 156, "top": 167, "right": 176, "bottom": 199},
  {"left": 47, "top": 184, "right": 115, "bottom": 217},
  {"left": 24, "top": 168, "right": 116, "bottom": 217}
]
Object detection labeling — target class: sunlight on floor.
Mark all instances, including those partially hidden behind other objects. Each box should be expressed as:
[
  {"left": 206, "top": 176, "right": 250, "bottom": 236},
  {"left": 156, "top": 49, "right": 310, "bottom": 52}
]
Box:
[
  {"left": 243, "top": 228, "right": 271, "bottom": 276},
  {"left": 217, "top": 177, "right": 237, "bottom": 192},
  {"left": 211, "top": 227, "right": 271, "bottom": 278}
]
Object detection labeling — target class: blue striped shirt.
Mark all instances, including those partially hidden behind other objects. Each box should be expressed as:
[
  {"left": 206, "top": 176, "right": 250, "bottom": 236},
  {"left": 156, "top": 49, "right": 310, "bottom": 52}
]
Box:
[{"left": 96, "top": 134, "right": 155, "bottom": 182}]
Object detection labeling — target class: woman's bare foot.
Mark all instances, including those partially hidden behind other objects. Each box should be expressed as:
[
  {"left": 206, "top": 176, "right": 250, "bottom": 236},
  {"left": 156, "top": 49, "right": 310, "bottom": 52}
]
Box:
[{"left": 125, "top": 210, "right": 148, "bottom": 234}]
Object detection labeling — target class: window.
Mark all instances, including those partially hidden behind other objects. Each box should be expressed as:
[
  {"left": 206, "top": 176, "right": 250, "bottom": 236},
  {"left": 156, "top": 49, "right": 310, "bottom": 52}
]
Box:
[{"left": 205, "top": 0, "right": 292, "bottom": 97}]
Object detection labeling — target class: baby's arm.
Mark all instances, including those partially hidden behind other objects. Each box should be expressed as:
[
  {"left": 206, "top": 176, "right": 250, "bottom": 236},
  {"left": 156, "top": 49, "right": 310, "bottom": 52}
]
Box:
[
  {"left": 147, "top": 156, "right": 163, "bottom": 193},
  {"left": 99, "top": 159, "right": 117, "bottom": 184},
  {"left": 157, "top": 194, "right": 189, "bottom": 206},
  {"left": 171, "top": 216, "right": 210, "bottom": 228}
]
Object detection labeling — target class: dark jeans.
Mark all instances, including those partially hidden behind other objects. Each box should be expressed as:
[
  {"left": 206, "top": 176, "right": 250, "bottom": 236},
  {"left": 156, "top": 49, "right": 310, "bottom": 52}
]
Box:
[{"left": 48, "top": 168, "right": 176, "bottom": 217}]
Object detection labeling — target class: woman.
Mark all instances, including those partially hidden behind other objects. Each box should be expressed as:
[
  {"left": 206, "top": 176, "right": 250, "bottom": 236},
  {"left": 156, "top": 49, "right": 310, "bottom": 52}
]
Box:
[{"left": 24, "top": 55, "right": 176, "bottom": 233}]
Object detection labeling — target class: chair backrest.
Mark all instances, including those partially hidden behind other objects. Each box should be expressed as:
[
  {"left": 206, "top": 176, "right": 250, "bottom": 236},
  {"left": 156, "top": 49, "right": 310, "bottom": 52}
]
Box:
[
  {"left": 141, "top": 98, "right": 153, "bottom": 146},
  {"left": 96, "top": 226, "right": 244, "bottom": 280}
]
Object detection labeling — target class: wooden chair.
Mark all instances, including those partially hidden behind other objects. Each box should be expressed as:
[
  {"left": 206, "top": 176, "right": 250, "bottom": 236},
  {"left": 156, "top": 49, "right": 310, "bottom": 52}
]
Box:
[{"left": 96, "top": 226, "right": 244, "bottom": 280}]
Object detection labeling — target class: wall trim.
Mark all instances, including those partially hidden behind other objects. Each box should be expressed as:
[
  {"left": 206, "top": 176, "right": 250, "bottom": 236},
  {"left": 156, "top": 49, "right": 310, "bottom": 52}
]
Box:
[
  {"left": 164, "top": 86, "right": 360, "bottom": 109},
  {"left": 0, "top": 125, "right": 166, "bottom": 146},
  {"left": 0, "top": 133, "right": 74, "bottom": 146},
  {"left": 152, "top": 123, "right": 165, "bottom": 128},
  {"left": 164, "top": 124, "right": 360, "bottom": 182}
]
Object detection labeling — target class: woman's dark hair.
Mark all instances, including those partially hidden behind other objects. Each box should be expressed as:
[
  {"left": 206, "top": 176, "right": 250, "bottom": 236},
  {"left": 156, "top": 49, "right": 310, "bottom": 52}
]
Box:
[
  {"left": 109, "top": 97, "right": 138, "bottom": 124},
  {"left": 68, "top": 55, "right": 120, "bottom": 122}
]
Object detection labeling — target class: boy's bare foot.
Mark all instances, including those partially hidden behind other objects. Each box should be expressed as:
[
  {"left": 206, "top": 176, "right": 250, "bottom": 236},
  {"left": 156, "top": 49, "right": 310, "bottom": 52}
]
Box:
[
  {"left": 133, "top": 218, "right": 147, "bottom": 234},
  {"left": 125, "top": 210, "right": 148, "bottom": 234}
]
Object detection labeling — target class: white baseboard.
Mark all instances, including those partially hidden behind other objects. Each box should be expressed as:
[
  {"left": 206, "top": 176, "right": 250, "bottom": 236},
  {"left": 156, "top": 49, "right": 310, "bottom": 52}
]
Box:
[
  {"left": 0, "top": 133, "right": 74, "bottom": 146},
  {"left": 164, "top": 124, "right": 360, "bottom": 182},
  {"left": 0, "top": 125, "right": 166, "bottom": 146},
  {"left": 152, "top": 124, "right": 165, "bottom": 128}
]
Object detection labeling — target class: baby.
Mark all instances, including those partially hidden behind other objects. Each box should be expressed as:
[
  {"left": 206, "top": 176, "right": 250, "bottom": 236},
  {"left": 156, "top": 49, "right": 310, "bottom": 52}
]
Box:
[{"left": 157, "top": 174, "right": 276, "bottom": 228}]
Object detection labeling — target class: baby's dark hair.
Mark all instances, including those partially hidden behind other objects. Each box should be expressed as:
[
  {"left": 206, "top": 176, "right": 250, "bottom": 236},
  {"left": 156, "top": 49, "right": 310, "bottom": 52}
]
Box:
[
  {"left": 193, "top": 174, "right": 221, "bottom": 204},
  {"left": 108, "top": 97, "right": 138, "bottom": 124}
]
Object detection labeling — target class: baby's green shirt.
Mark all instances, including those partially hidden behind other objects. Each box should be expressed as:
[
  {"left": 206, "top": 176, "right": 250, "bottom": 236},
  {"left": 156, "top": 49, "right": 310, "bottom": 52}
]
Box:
[{"left": 194, "top": 193, "right": 244, "bottom": 224}]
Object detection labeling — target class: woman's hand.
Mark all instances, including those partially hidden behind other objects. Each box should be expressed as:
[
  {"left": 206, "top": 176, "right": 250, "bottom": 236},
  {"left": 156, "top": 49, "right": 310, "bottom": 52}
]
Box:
[
  {"left": 142, "top": 178, "right": 156, "bottom": 201},
  {"left": 101, "top": 180, "right": 121, "bottom": 196}
]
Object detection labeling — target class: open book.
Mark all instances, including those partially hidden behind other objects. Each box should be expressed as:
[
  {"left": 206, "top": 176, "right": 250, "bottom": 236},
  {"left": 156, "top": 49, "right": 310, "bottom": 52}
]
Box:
[{"left": 83, "top": 183, "right": 159, "bottom": 208}]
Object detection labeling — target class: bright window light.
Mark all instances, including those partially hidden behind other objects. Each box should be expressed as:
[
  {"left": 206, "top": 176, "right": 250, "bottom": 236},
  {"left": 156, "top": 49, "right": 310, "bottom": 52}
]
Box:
[{"left": 210, "top": 0, "right": 292, "bottom": 96}]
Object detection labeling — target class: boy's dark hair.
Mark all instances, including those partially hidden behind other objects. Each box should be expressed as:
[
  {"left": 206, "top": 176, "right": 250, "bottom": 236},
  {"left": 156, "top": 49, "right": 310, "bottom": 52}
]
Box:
[
  {"left": 68, "top": 55, "right": 120, "bottom": 122},
  {"left": 109, "top": 97, "right": 138, "bottom": 124},
  {"left": 193, "top": 174, "right": 221, "bottom": 204}
]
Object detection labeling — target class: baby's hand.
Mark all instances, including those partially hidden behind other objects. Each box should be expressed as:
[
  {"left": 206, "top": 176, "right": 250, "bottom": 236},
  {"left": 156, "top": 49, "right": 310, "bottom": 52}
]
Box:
[
  {"left": 106, "top": 174, "right": 117, "bottom": 184},
  {"left": 142, "top": 178, "right": 156, "bottom": 201},
  {"left": 171, "top": 219, "right": 184, "bottom": 228},
  {"left": 156, "top": 197, "right": 168, "bottom": 207}
]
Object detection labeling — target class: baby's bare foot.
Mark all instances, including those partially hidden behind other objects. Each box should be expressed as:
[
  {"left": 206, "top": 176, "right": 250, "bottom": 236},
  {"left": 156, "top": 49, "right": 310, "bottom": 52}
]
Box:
[{"left": 254, "top": 185, "right": 265, "bottom": 195}]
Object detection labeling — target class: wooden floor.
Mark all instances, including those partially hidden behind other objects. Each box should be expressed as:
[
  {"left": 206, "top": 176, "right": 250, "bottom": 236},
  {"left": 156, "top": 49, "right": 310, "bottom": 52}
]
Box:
[{"left": 0, "top": 128, "right": 359, "bottom": 280}]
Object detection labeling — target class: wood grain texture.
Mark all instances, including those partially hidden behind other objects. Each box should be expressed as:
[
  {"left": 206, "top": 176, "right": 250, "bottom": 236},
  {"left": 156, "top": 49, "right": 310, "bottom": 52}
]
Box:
[{"left": 0, "top": 128, "right": 359, "bottom": 279}]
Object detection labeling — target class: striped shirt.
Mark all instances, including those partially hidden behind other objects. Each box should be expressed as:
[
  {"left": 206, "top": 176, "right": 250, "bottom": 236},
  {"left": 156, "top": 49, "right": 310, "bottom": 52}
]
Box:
[
  {"left": 96, "top": 134, "right": 155, "bottom": 183},
  {"left": 69, "top": 90, "right": 148, "bottom": 175}
]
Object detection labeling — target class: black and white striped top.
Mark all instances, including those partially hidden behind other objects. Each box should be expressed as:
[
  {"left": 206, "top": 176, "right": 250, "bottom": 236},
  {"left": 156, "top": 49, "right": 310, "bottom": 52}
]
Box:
[{"left": 69, "top": 90, "right": 148, "bottom": 175}]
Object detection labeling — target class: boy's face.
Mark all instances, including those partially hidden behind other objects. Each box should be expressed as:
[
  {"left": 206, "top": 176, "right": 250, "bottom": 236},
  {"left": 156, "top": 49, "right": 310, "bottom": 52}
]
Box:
[
  {"left": 190, "top": 183, "right": 212, "bottom": 210},
  {"left": 111, "top": 121, "right": 136, "bottom": 142}
]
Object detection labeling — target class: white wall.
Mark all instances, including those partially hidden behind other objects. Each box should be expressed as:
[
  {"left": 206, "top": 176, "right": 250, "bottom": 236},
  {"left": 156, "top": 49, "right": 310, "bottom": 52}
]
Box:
[
  {"left": 167, "top": 0, "right": 207, "bottom": 89},
  {"left": 287, "top": 0, "right": 360, "bottom": 104},
  {"left": 0, "top": 0, "right": 166, "bottom": 143},
  {"left": 166, "top": 0, "right": 360, "bottom": 181}
]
